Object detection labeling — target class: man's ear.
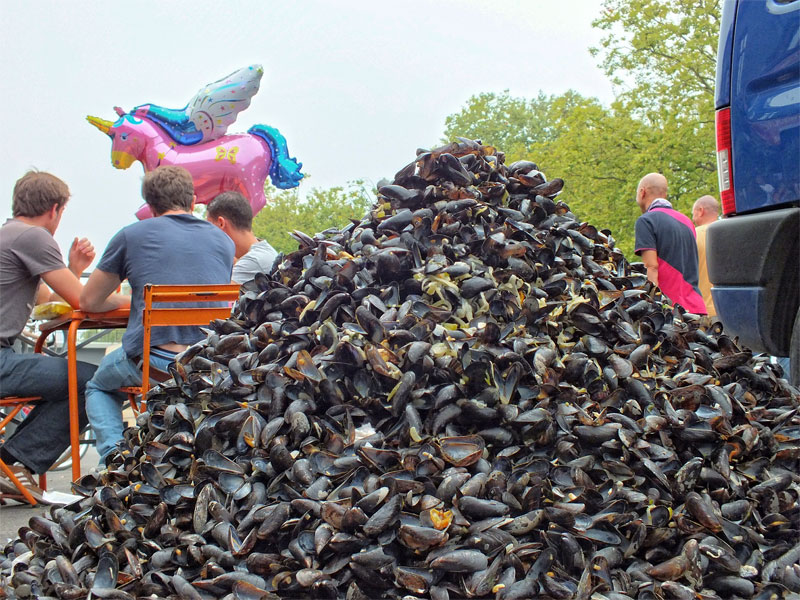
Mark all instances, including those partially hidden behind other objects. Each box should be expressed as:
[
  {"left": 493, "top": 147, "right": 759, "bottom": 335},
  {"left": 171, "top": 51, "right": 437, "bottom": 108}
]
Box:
[{"left": 209, "top": 215, "right": 228, "bottom": 231}]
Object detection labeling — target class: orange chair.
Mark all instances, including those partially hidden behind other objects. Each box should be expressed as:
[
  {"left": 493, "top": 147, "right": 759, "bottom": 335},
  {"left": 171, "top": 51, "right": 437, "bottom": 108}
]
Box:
[
  {"left": 0, "top": 396, "right": 47, "bottom": 505},
  {"left": 121, "top": 283, "right": 241, "bottom": 413}
]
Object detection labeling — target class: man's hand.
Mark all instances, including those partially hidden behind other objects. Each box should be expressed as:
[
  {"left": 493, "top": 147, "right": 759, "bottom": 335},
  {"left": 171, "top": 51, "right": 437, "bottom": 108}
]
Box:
[{"left": 68, "top": 237, "right": 95, "bottom": 276}]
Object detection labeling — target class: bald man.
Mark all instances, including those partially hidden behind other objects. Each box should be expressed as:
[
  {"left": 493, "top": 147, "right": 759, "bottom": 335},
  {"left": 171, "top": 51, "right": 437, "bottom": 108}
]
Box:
[
  {"left": 633, "top": 173, "right": 706, "bottom": 314},
  {"left": 692, "top": 195, "right": 719, "bottom": 318}
]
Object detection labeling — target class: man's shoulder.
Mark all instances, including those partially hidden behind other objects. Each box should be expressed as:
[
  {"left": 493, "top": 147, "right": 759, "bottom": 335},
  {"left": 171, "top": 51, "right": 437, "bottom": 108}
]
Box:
[
  {"left": 242, "top": 240, "right": 277, "bottom": 262},
  {"left": 1, "top": 219, "right": 57, "bottom": 247},
  {"left": 634, "top": 212, "right": 656, "bottom": 228},
  {"left": 116, "top": 218, "right": 151, "bottom": 235},
  {"left": 639, "top": 209, "right": 685, "bottom": 227},
  {"left": 250, "top": 239, "right": 277, "bottom": 253},
  {"left": 162, "top": 214, "right": 224, "bottom": 233},
  {"left": 638, "top": 209, "right": 662, "bottom": 221},
  {"left": 168, "top": 216, "right": 234, "bottom": 258},
  {"left": 1, "top": 219, "right": 51, "bottom": 236},
  {"left": 129, "top": 214, "right": 223, "bottom": 236},
  {"left": 195, "top": 219, "right": 235, "bottom": 247}
]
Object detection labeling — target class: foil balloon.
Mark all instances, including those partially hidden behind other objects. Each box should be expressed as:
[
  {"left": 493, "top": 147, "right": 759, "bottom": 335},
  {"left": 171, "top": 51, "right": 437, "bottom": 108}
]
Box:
[{"left": 87, "top": 64, "right": 302, "bottom": 219}]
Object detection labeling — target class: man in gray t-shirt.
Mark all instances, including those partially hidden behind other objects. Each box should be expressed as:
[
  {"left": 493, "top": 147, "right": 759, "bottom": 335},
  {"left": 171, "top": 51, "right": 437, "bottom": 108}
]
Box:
[
  {"left": 0, "top": 171, "right": 120, "bottom": 476},
  {"left": 206, "top": 191, "right": 278, "bottom": 284}
]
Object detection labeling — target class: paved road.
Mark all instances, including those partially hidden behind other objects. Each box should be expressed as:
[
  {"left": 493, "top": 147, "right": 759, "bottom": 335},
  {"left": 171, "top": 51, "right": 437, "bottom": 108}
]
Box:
[{"left": 0, "top": 446, "right": 101, "bottom": 545}]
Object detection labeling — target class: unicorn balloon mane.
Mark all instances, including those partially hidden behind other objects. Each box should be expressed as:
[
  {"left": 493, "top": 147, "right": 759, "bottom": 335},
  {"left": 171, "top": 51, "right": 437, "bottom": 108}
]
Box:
[{"left": 87, "top": 65, "right": 303, "bottom": 219}]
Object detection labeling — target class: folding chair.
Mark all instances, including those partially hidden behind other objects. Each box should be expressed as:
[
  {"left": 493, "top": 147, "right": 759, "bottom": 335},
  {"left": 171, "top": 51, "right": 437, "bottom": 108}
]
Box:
[
  {"left": 120, "top": 283, "right": 241, "bottom": 413},
  {"left": 0, "top": 396, "right": 47, "bottom": 505}
]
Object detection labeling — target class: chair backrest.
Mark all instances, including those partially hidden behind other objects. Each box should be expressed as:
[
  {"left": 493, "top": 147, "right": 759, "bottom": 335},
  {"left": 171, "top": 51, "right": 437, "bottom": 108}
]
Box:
[{"left": 140, "top": 283, "right": 240, "bottom": 397}]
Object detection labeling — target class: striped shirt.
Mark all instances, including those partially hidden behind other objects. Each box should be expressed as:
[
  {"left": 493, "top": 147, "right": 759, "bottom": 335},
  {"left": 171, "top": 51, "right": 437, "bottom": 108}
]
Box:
[{"left": 634, "top": 199, "right": 706, "bottom": 314}]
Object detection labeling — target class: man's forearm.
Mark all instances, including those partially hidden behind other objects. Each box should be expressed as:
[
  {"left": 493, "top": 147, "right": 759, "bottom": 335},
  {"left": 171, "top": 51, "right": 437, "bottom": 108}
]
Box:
[
  {"left": 639, "top": 250, "right": 659, "bottom": 288},
  {"left": 80, "top": 269, "right": 127, "bottom": 312},
  {"left": 646, "top": 265, "right": 659, "bottom": 287},
  {"left": 82, "top": 293, "right": 131, "bottom": 313}
]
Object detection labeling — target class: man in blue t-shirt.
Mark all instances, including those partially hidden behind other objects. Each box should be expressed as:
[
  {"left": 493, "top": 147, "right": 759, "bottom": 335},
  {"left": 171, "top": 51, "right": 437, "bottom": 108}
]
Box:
[{"left": 80, "top": 166, "right": 234, "bottom": 464}]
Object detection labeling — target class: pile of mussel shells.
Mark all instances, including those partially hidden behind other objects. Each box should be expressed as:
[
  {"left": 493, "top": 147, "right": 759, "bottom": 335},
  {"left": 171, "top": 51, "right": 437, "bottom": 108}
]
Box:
[{"left": 2, "top": 138, "right": 799, "bottom": 600}]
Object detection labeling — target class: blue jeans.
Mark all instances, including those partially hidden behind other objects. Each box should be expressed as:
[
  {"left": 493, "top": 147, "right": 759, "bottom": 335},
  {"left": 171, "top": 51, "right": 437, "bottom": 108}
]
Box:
[
  {"left": 0, "top": 347, "right": 96, "bottom": 473},
  {"left": 85, "top": 346, "right": 174, "bottom": 464}
]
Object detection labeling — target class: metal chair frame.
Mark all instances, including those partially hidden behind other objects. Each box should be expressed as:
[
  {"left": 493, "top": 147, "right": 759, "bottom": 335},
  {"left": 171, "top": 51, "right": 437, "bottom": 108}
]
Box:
[
  {"left": 121, "top": 283, "right": 240, "bottom": 413},
  {"left": 0, "top": 396, "right": 47, "bottom": 505}
]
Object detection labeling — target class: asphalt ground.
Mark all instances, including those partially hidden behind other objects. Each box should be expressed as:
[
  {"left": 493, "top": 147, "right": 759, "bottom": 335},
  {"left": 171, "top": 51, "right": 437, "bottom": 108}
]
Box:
[
  {"left": 1, "top": 403, "right": 138, "bottom": 544},
  {"left": 0, "top": 444, "right": 101, "bottom": 545}
]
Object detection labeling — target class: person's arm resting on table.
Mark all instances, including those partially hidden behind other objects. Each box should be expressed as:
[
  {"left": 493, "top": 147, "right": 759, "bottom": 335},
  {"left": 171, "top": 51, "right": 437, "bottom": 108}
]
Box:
[
  {"left": 80, "top": 269, "right": 131, "bottom": 312},
  {"left": 640, "top": 249, "right": 659, "bottom": 287}
]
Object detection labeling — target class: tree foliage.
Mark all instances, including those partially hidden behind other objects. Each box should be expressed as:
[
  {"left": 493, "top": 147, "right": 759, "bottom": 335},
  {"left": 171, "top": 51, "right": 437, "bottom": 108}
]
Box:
[
  {"left": 442, "top": 0, "right": 720, "bottom": 257},
  {"left": 252, "top": 181, "right": 375, "bottom": 255},
  {"left": 591, "top": 0, "right": 719, "bottom": 229},
  {"left": 591, "top": 0, "right": 719, "bottom": 114},
  {"left": 441, "top": 91, "right": 589, "bottom": 161}
]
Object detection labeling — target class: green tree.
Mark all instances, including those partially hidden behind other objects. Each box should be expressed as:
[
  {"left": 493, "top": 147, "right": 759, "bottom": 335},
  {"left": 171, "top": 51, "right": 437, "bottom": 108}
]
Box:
[
  {"left": 443, "top": 90, "right": 598, "bottom": 164},
  {"left": 253, "top": 181, "right": 374, "bottom": 255},
  {"left": 590, "top": 0, "right": 720, "bottom": 221},
  {"left": 591, "top": 0, "right": 718, "bottom": 110},
  {"left": 531, "top": 97, "right": 657, "bottom": 256},
  {"left": 441, "top": 0, "right": 721, "bottom": 257}
]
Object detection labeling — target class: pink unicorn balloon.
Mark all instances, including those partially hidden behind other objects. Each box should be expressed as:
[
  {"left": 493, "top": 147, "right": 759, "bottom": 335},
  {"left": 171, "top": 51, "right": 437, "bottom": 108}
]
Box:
[{"left": 87, "top": 65, "right": 302, "bottom": 219}]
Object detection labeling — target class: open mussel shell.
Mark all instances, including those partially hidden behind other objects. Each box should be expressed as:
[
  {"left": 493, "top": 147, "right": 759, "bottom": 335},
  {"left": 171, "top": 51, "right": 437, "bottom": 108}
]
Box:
[{"left": 437, "top": 436, "right": 485, "bottom": 467}]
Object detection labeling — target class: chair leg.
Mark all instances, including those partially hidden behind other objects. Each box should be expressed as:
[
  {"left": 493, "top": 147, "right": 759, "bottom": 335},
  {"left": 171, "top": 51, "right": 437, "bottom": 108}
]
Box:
[
  {"left": 39, "top": 473, "right": 47, "bottom": 492},
  {"left": 127, "top": 392, "right": 141, "bottom": 416},
  {"left": 0, "top": 459, "right": 37, "bottom": 505}
]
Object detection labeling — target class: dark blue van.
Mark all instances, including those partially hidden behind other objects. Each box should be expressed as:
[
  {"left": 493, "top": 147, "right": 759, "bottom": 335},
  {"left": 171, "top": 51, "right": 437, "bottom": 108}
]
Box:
[{"left": 708, "top": 0, "right": 800, "bottom": 384}]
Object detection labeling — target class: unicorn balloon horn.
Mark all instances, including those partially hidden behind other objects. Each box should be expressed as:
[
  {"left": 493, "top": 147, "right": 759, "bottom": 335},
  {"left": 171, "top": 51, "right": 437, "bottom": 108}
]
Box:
[{"left": 86, "top": 115, "right": 114, "bottom": 136}]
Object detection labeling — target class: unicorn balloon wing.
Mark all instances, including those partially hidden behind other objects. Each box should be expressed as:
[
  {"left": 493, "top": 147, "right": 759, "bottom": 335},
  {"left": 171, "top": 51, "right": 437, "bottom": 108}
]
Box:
[
  {"left": 186, "top": 64, "right": 263, "bottom": 143},
  {"left": 130, "top": 64, "right": 264, "bottom": 146}
]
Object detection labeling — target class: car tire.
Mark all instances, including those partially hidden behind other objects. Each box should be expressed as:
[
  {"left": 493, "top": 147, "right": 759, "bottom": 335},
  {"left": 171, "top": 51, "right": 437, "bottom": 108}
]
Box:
[{"left": 791, "top": 306, "right": 800, "bottom": 387}]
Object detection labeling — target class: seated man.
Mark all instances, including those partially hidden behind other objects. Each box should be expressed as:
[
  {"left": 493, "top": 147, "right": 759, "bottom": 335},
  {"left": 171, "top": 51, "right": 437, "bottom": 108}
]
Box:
[
  {"left": 206, "top": 191, "right": 278, "bottom": 283},
  {"left": 81, "top": 166, "right": 234, "bottom": 464},
  {"left": 0, "top": 171, "right": 117, "bottom": 479}
]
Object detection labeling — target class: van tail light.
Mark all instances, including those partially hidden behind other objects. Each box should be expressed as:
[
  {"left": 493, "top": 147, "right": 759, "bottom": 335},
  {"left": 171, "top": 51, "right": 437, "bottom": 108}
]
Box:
[{"left": 716, "top": 107, "right": 735, "bottom": 215}]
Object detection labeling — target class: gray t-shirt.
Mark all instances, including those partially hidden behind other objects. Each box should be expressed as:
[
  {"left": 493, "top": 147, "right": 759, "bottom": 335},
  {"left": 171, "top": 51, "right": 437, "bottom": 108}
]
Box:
[
  {"left": 232, "top": 239, "right": 278, "bottom": 284},
  {"left": 0, "top": 219, "right": 67, "bottom": 347},
  {"left": 96, "top": 213, "right": 234, "bottom": 358}
]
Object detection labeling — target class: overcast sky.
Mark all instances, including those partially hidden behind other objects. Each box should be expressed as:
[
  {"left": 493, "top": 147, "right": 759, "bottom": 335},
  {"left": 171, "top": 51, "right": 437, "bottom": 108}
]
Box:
[{"left": 1, "top": 1, "right": 615, "bottom": 268}]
